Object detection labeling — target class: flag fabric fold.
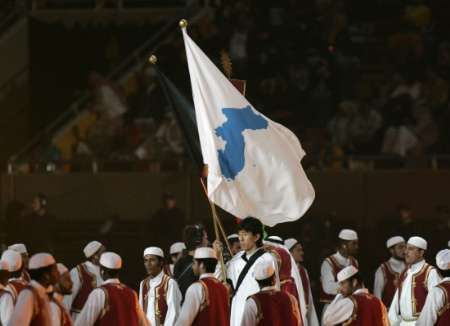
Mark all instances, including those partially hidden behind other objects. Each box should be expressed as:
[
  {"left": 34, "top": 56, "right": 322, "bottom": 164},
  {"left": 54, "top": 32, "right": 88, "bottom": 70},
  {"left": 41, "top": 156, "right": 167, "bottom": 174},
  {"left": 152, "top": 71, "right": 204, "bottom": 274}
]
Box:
[{"left": 182, "top": 27, "right": 315, "bottom": 227}]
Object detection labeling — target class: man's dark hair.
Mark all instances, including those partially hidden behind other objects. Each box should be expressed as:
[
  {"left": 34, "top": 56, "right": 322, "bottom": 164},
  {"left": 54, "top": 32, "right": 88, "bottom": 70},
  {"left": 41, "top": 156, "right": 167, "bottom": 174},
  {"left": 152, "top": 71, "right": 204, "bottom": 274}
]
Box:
[
  {"left": 101, "top": 267, "right": 120, "bottom": 279},
  {"left": 238, "top": 217, "right": 264, "bottom": 247},
  {"left": 228, "top": 237, "right": 239, "bottom": 246},
  {"left": 10, "top": 270, "right": 22, "bottom": 279},
  {"left": 441, "top": 269, "right": 450, "bottom": 278},
  {"left": 183, "top": 224, "right": 205, "bottom": 251},
  {"left": 29, "top": 265, "right": 53, "bottom": 282},
  {"left": 347, "top": 272, "right": 364, "bottom": 286},
  {"left": 195, "top": 258, "right": 217, "bottom": 273},
  {"left": 256, "top": 275, "right": 274, "bottom": 289}
]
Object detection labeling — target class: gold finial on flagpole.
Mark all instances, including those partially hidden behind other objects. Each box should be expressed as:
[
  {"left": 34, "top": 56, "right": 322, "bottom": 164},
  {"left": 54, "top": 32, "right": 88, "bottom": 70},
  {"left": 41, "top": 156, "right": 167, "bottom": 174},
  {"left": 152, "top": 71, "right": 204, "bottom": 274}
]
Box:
[
  {"left": 148, "top": 55, "right": 158, "bottom": 65},
  {"left": 179, "top": 19, "right": 188, "bottom": 29}
]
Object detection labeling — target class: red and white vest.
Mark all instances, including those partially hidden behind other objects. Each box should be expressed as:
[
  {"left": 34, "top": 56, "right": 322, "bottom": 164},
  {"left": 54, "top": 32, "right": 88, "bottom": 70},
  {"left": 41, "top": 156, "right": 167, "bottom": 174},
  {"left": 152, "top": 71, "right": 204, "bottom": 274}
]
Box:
[
  {"left": 94, "top": 283, "right": 139, "bottom": 326},
  {"left": 250, "top": 289, "right": 302, "bottom": 326},
  {"left": 192, "top": 277, "right": 230, "bottom": 326},
  {"left": 141, "top": 273, "right": 172, "bottom": 326},
  {"left": 7, "top": 278, "right": 28, "bottom": 303},
  {"left": 24, "top": 285, "right": 52, "bottom": 326},
  {"left": 71, "top": 263, "right": 98, "bottom": 313},
  {"left": 380, "top": 261, "right": 403, "bottom": 307},
  {"left": 344, "top": 291, "right": 389, "bottom": 326},
  {"left": 320, "top": 255, "right": 359, "bottom": 303},
  {"left": 436, "top": 281, "right": 450, "bottom": 326},
  {"left": 398, "top": 262, "right": 436, "bottom": 318}
]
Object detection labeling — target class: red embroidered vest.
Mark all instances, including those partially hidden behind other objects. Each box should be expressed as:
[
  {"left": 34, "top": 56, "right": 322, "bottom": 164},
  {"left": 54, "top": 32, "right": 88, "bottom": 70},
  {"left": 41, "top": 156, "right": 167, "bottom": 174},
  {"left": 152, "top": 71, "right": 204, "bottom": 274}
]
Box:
[
  {"left": 142, "top": 273, "right": 171, "bottom": 325},
  {"left": 51, "top": 297, "right": 73, "bottom": 326},
  {"left": 398, "top": 262, "right": 435, "bottom": 317},
  {"left": 380, "top": 261, "right": 403, "bottom": 307},
  {"left": 267, "top": 246, "right": 301, "bottom": 306},
  {"left": 320, "top": 255, "right": 359, "bottom": 303},
  {"left": 192, "top": 277, "right": 230, "bottom": 326},
  {"left": 8, "top": 278, "right": 28, "bottom": 303},
  {"left": 26, "top": 285, "right": 52, "bottom": 326},
  {"left": 436, "top": 281, "right": 450, "bottom": 326},
  {"left": 94, "top": 283, "right": 139, "bottom": 326},
  {"left": 250, "top": 289, "right": 302, "bottom": 326},
  {"left": 298, "top": 265, "right": 310, "bottom": 307},
  {"left": 71, "top": 263, "right": 98, "bottom": 313},
  {"left": 344, "top": 291, "right": 389, "bottom": 326}
]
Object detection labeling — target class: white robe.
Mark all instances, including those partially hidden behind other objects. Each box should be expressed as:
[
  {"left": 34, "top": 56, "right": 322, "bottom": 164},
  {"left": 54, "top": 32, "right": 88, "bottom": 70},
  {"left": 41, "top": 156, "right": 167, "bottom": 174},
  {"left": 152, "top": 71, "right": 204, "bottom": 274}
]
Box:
[
  {"left": 8, "top": 281, "right": 54, "bottom": 326},
  {"left": 373, "top": 257, "right": 406, "bottom": 302},
  {"left": 388, "top": 260, "right": 442, "bottom": 326},
  {"left": 138, "top": 270, "right": 182, "bottom": 326},
  {"left": 227, "top": 249, "right": 278, "bottom": 326},
  {"left": 0, "top": 283, "right": 14, "bottom": 325},
  {"left": 416, "top": 277, "right": 450, "bottom": 326},
  {"left": 64, "top": 261, "right": 103, "bottom": 321},
  {"left": 300, "top": 266, "right": 320, "bottom": 326},
  {"left": 74, "top": 278, "right": 149, "bottom": 326}
]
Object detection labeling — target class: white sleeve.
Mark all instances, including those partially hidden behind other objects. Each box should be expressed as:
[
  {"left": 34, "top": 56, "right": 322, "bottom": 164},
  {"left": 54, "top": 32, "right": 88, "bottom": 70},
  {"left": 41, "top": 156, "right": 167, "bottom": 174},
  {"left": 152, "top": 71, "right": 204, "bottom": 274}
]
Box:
[
  {"left": 138, "top": 280, "right": 144, "bottom": 309},
  {"left": 416, "top": 286, "right": 445, "bottom": 326},
  {"left": 64, "top": 267, "right": 81, "bottom": 310},
  {"left": 74, "top": 288, "right": 105, "bottom": 326},
  {"left": 427, "top": 269, "right": 442, "bottom": 289},
  {"left": 7, "top": 289, "right": 34, "bottom": 326},
  {"left": 175, "top": 283, "right": 203, "bottom": 326},
  {"left": 322, "top": 294, "right": 354, "bottom": 326},
  {"left": 290, "top": 256, "right": 307, "bottom": 324},
  {"left": 0, "top": 292, "right": 14, "bottom": 325},
  {"left": 240, "top": 298, "right": 258, "bottom": 326},
  {"left": 305, "top": 270, "right": 319, "bottom": 326},
  {"left": 321, "top": 260, "right": 339, "bottom": 295},
  {"left": 134, "top": 292, "right": 150, "bottom": 326},
  {"left": 388, "top": 289, "right": 401, "bottom": 326},
  {"left": 164, "top": 279, "right": 182, "bottom": 326},
  {"left": 50, "top": 301, "right": 62, "bottom": 326},
  {"left": 373, "top": 266, "right": 385, "bottom": 299}
]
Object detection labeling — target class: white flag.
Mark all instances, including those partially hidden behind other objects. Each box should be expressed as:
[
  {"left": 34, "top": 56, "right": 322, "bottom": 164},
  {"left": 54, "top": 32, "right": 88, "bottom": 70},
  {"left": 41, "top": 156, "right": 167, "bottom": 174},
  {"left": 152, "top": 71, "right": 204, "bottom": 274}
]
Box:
[{"left": 182, "top": 27, "right": 315, "bottom": 227}]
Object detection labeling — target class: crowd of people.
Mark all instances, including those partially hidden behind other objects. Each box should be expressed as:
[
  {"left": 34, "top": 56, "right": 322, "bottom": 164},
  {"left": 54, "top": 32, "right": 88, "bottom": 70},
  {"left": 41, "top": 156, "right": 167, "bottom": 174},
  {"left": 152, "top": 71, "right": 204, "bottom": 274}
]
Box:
[{"left": 0, "top": 216, "right": 449, "bottom": 325}]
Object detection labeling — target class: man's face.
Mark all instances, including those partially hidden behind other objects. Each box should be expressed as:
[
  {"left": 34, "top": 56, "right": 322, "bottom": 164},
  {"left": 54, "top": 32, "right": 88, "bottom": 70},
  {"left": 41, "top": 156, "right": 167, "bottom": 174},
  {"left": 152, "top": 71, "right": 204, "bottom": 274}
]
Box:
[
  {"left": 339, "top": 279, "right": 355, "bottom": 297},
  {"left": 171, "top": 252, "right": 182, "bottom": 264},
  {"left": 201, "top": 231, "right": 209, "bottom": 247},
  {"left": 144, "top": 255, "right": 163, "bottom": 277},
  {"left": 405, "top": 244, "right": 424, "bottom": 265},
  {"left": 165, "top": 198, "right": 177, "bottom": 210},
  {"left": 391, "top": 242, "right": 406, "bottom": 260},
  {"left": 48, "top": 265, "right": 60, "bottom": 286},
  {"left": 58, "top": 272, "right": 73, "bottom": 295},
  {"left": 346, "top": 240, "right": 359, "bottom": 257},
  {"left": 238, "top": 230, "right": 260, "bottom": 252},
  {"left": 31, "top": 197, "right": 41, "bottom": 212},
  {"left": 21, "top": 254, "right": 29, "bottom": 269},
  {"left": 91, "top": 246, "right": 106, "bottom": 266},
  {"left": 291, "top": 244, "right": 304, "bottom": 263},
  {"left": 230, "top": 241, "right": 241, "bottom": 255},
  {"left": 192, "top": 259, "right": 201, "bottom": 277}
]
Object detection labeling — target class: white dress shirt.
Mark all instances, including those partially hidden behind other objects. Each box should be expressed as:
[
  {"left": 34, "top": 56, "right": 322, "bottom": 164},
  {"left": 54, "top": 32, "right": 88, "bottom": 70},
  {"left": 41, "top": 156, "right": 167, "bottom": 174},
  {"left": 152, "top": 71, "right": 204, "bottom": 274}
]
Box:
[
  {"left": 227, "top": 249, "right": 278, "bottom": 326},
  {"left": 74, "top": 278, "right": 149, "bottom": 326},
  {"left": 0, "top": 283, "right": 14, "bottom": 325},
  {"left": 51, "top": 292, "right": 73, "bottom": 326},
  {"left": 138, "top": 270, "right": 181, "bottom": 326},
  {"left": 64, "top": 261, "right": 103, "bottom": 318},
  {"left": 322, "top": 288, "right": 368, "bottom": 326},
  {"left": 240, "top": 285, "right": 277, "bottom": 326},
  {"left": 374, "top": 257, "right": 406, "bottom": 300},
  {"left": 8, "top": 280, "right": 53, "bottom": 326},
  {"left": 388, "top": 260, "right": 442, "bottom": 326},
  {"left": 175, "top": 273, "right": 217, "bottom": 326},
  {"left": 416, "top": 277, "right": 450, "bottom": 326}
]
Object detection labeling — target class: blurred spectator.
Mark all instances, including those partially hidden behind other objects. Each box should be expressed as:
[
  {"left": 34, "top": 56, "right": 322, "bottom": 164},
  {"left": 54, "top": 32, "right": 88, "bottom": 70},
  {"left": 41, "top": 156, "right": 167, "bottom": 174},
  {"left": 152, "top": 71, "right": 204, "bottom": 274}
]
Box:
[
  {"left": 328, "top": 100, "right": 357, "bottom": 150},
  {"left": 155, "top": 112, "right": 184, "bottom": 156},
  {"left": 89, "top": 72, "right": 127, "bottom": 120},
  {"left": 350, "top": 102, "right": 383, "bottom": 153}
]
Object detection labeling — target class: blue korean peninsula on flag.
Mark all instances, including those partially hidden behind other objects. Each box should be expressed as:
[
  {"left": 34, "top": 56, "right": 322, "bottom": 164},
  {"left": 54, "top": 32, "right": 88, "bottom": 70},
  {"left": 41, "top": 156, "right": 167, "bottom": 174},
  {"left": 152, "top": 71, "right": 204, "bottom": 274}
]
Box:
[{"left": 182, "top": 24, "right": 315, "bottom": 227}]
